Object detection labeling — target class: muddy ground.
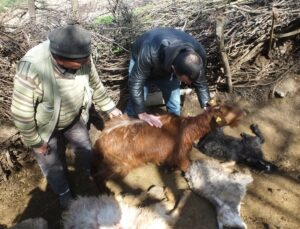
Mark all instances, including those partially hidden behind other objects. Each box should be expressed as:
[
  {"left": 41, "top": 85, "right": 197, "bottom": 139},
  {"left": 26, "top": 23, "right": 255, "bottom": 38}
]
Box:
[{"left": 0, "top": 74, "right": 299, "bottom": 229}]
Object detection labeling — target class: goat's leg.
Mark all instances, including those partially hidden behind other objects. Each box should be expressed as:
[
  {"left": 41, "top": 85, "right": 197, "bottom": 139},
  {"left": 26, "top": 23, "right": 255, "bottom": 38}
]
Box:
[
  {"left": 91, "top": 166, "right": 112, "bottom": 194},
  {"left": 217, "top": 221, "right": 224, "bottom": 229},
  {"left": 250, "top": 124, "right": 265, "bottom": 143},
  {"left": 178, "top": 158, "right": 190, "bottom": 172},
  {"left": 161, "top": 164, "right": 177, "bottom": 174},
  {"left": 175, "top": 147, "right": 192, "bottom": 172},
  {"left": 245, "top": 157, "right": 278, "bottom": 172},
  {"left": 114, "top": 165, "right": 130, "bottom": 178},
  {"left": 240, "top": 132, "right": 254, "bottom": 140}
]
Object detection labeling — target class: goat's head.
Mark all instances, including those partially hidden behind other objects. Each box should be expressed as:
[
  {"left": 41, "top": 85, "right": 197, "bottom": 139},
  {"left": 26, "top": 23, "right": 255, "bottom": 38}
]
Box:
[{"left": 210, "top": 104, "right": 244, "bottom": 127}]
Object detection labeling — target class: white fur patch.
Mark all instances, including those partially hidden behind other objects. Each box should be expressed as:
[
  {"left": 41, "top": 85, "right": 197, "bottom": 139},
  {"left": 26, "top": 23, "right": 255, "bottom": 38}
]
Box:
[
  {"left": 101, "top": 119, "right": 145, "bottom": 135},
  {"left": 185, "top": 160, "right": 253, "bottom": 229},
  {"left": 63, "top": 195, "right": 171, "bottom": 229}
]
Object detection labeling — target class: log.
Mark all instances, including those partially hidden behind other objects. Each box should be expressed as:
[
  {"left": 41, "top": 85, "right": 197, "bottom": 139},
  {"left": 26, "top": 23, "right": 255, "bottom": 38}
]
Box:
[{"left": 216, "top": 17, "right": 233, "bottom": 93}]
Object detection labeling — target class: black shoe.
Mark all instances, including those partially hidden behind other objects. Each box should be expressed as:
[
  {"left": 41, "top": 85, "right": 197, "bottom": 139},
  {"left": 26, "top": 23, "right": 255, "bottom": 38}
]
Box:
[{"left": 59, "top": 190, "right": 73, "bottom": 209}]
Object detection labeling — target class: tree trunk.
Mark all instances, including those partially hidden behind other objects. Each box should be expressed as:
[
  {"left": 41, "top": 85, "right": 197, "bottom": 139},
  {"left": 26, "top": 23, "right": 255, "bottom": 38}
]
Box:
[
  {"left": 71, "top": 0, "right": 79, "bottom": 20},
  {"left": 28, "top": 0, "right": 36, "bottom": 23},
  {"left": 216, "top": 17, "right": 233, "bottom": 93}
]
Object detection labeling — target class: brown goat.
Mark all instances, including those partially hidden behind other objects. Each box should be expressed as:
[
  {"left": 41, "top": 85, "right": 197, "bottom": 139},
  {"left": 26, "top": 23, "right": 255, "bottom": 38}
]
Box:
[{"left": 93, "top": 104, "right": 243, "bottom": 179}]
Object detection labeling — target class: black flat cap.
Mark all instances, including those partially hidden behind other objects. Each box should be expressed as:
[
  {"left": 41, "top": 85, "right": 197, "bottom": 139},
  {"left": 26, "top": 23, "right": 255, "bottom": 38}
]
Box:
[{"left": 48, "top": 24, "right": 91, "bottom": 59}]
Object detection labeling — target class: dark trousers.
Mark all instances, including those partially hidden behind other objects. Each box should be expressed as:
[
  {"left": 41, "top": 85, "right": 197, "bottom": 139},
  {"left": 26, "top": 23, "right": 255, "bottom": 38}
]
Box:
[{"left": 33, "top": 117, "right": 92, "bottom": 195}]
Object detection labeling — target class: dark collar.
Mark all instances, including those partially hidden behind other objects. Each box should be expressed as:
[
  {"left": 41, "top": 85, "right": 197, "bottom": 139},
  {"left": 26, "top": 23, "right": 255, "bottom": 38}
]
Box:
[
  {"left": 50, "top": 54, "right": 77, "bottom": 75},
  {"left": 161, "top": 42, "right": 195, "bottom": 72}
]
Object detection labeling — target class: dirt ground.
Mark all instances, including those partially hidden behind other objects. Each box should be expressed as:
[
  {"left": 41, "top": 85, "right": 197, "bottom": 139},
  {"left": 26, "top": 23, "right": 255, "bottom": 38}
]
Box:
[{"left": 0, "top": 74, "right": 299, "bottom": 229}]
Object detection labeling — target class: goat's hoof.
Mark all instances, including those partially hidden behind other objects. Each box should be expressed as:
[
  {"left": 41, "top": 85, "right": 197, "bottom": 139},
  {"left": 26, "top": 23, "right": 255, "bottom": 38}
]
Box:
[
  {"left": 164, "top": 187, "right": 176, "bottom": 203},
  {"left": 250, "top": 123, "right": 259, "bottom": 131}
]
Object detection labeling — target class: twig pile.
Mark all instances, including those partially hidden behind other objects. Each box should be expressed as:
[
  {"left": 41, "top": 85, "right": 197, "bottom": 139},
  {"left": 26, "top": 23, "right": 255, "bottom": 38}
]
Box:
[
  {"left": 93, "top": 0, "right": 299, "bottom": 100},
  {"left": 223, "top": 0, "right": 300, "bottom": 87},
  {"left": 0, "top": 133, "right": 32, "bottom": 181},
  {"left": 137, "top": 0, "right": 299, "bottom": 85}
]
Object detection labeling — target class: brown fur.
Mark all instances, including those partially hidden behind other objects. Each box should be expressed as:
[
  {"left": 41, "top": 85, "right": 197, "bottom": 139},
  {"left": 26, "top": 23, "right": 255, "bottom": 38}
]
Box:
[{"left": 93, "top": 104, "right": 243, "bottom": 179}]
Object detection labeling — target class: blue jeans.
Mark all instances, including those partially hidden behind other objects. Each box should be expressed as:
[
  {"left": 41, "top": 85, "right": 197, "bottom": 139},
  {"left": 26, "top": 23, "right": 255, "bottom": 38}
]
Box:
[
  {"left": 125, "top": 59, "right": 181, "bottom": 116},
  {"left": 33, "top": 117, "right": 92, "bottom": 195}
]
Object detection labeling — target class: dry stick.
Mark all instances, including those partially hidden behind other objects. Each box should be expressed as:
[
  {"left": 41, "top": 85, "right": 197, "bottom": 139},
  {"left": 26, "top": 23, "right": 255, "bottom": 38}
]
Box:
[
  {"left": 181, "top": 18, "right": 188, "bottom": 31},
  {"left": 216, "top": 17, "right": 233, "bottom": 93},
  {"left": 93, "top": 33, "right": 130, "bottom": 53},
  {"left": 0, "top": 31, "right": 26, "bottom": 54},
  {"left": 234, "top": 62, "right": 297, "bottom": 88},
  {"left": 232, "top": 41, "right": 264, "bottom": 73},
  {"left": 0, "top": 163, "right": 8, "bottom": 181},
  {"left": 268, "top": 8, "right": 277, "bottom": 57},
  {"left": 100, "top": 67, "right": 128, "bottom": 71},
  {"left": 231, "top": 4, "right": 264, "bottom": 14},
  {"left": 0, "top": 132, "right": 19, "bottom": 146},
  {"left": 275, "top": 28, "right": 300, "bottom": 38}
]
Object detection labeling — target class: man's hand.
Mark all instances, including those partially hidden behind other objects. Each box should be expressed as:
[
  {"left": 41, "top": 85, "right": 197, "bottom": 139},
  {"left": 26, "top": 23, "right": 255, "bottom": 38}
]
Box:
[
  {"left": 33, "top": 143, "right": 49, "bottom": 155},
  {"left": 138, "top": 112, "right": 162, "bottom": 128},
  {"left": 108, "top": 108, "right": 122, "bottom": 119}
]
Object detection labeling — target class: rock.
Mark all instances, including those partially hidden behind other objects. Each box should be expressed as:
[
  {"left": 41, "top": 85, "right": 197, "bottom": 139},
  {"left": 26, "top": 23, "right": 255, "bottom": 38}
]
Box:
[
  {"left": 274, "top": 90, "right": 286, "bottom": 98},
  {"left": 273, "top": 76, "right": 299, "bottom": 98}
]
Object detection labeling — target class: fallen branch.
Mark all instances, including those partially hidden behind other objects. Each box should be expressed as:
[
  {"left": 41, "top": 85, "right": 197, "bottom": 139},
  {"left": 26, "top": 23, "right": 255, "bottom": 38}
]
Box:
[
  {"left": 268, "top": 8, "right": 278, "bottom": 57},
  {"left": 275, "top": 28, "right": 300, "bottom": 39},
  {"left": 232, "top": 42, "right": 264, "bottom": 73},
  {"left": 93, "top": 33, "right": 130, "bottom": 53}
]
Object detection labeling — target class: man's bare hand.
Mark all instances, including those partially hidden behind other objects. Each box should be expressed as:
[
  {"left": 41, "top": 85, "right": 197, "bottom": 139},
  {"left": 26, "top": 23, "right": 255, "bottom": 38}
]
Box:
[
  {"left": 33, "top": 143, "right": 49, "bottom": 155},
  {"left": 138, "top": 112, "right": 162, "bottom": 128},
  {"left": 108, "top": 108, "right": 123, "bottom": 119}
]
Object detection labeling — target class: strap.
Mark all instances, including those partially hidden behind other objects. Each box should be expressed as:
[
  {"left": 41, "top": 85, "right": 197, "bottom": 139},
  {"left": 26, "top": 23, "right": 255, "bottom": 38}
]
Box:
[{"left": 21, "top": 41, "right": 61, "bottom": 142}]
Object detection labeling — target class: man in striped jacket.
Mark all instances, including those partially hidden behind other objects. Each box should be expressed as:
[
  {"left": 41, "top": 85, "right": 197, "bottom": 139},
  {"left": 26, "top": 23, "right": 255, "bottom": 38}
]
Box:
[{"left": 11, "top": 24, "right": 122, "bottom": 208}]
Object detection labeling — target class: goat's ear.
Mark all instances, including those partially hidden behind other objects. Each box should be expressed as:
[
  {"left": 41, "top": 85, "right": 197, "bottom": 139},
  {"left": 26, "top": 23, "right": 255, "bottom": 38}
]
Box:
[
  {"left": 225, "top": 109, "right": 244, "bottom": 127},
  {"left": 212, "top": 105, "right": 243, "bottom": 126}
]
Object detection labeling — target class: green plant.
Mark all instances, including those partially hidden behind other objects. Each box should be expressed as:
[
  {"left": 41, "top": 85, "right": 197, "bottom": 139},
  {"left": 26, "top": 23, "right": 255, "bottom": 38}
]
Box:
[
  {"left": 0, "top": 0, "right": 22, "bottom": 12},
  {"left": 93, "top": 14, "right": 114, "bottom": 25},
  {"left": 112, "top": 46, "right": 123, "bottom": 54},
  {"left": 132, "top": 3, "right": 155, "bottom": 16}
]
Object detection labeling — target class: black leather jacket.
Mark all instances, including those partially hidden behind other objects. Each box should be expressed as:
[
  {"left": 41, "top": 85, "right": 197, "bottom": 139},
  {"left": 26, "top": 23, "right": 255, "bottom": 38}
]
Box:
[{"left": 129, "top": 27, "right": 210, "bottom": 114}]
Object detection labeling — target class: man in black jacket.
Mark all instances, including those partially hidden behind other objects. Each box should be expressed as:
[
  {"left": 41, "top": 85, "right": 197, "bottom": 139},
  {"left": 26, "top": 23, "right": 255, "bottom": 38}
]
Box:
[{"left": 125, "top": 27, "right": 210, "bottom": 127}]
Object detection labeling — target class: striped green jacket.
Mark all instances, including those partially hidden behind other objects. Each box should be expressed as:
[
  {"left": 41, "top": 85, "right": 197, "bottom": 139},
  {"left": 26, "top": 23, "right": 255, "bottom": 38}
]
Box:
[{"left": 11, "top": 41, "right": 116, "bottom": 147}]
